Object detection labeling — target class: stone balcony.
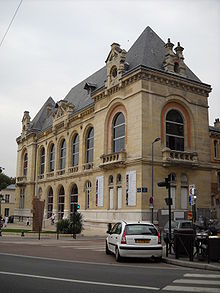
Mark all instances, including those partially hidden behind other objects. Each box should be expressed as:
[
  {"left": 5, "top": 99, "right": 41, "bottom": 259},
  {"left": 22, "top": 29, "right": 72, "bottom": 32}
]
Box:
[
  {"left": 57, "top": 169, "right": 65, "bottom": 176},
  {"left": 83, "top": 163, "right": 93, "bottom": 171},
  {"left": 16, "top": 176, "right": 27, "bottom": 185},
  {"left": 68, "top": 166, "right": 79, "bottom": 173},
  {"left": 99, "top": 151, "right": 127, "bottom": 169},
  {"left": 162, "top": 147, "right": 198, "bottom": 167},
  {"left": 46, "top": 171, "right": 54, "bottom": 178},
  {"left": 38, "top": 174, "right": 44, "bottom": 180}
]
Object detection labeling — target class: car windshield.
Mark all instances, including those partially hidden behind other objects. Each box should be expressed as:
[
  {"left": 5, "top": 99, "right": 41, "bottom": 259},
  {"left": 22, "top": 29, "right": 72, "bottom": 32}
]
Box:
[
  {"left": 164, "top": 221, "right": 178, "bottom": 229},
  {"left": 125, "top": 224, "right": 157, "bottom": 236}
]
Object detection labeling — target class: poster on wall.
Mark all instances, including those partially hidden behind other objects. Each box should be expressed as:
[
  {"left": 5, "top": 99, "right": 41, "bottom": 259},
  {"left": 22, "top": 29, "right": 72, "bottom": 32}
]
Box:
[
  {"left": 96, "top": 176, "right": 104, "bottom": 207},
  {"left": 126, "top": 171, "right": 136, "bottom": 206}
]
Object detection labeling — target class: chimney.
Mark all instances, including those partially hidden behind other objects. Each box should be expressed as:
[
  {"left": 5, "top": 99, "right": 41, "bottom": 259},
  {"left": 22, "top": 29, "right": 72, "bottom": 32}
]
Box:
[
  {"left": 174, "top": 42, "right": 184, "bottom": 59},
  {"left": 214, "top": 118, "right": 220, "bottom": 129}
]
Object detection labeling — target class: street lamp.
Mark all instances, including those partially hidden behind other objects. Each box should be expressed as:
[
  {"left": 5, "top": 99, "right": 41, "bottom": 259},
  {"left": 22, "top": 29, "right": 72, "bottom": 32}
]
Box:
[{"left": 151, "top": 137, "right": 160, "bottom": 223}]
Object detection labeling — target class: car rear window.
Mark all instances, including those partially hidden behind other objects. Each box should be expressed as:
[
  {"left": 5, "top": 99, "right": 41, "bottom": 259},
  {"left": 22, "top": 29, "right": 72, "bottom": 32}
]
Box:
[
  {"left": 180, "top": 222, "right": 192, "bottom": 228},
  {"left": 125, "top": 224, "right": 157, "bottom": 236}
]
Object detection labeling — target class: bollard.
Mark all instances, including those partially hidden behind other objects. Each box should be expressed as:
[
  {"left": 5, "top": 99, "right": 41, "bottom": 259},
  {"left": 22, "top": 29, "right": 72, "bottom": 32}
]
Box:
[
  {"left": 0, "top": 230, "right": 2, "bottom": 237},
  {"left": 21, "top": 230, "right": 24, "bottom": 237},
  {"left": 56, "top": 227, "right": 59, "bottom": 240},
  {"left": 38, "top": 226, "right": 41, "bottom": 240}
]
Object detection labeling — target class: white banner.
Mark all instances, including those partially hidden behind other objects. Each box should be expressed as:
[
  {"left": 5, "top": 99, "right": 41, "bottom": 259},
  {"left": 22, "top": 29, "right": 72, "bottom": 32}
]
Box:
[
  {"left": 96, "top": 176, "right": 104, "bottom": 207},
  {"left": 126, "top": 171, "right": 136, "bottom": 206}
]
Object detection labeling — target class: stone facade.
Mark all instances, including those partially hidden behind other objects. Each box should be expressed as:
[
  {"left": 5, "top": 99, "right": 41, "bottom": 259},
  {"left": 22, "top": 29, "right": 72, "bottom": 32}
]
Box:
[
  {"left": 15, "top": 27, "right": 216, "bottom": 227},
  {"left": 0, "top": 184, "right": 16, "bottom": 219}
]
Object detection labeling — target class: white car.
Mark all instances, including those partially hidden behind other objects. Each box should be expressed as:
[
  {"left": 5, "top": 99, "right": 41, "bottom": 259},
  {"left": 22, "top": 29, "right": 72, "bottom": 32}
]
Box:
[{"left": 106, "top": 221, "right": 162, "bottom": 262}]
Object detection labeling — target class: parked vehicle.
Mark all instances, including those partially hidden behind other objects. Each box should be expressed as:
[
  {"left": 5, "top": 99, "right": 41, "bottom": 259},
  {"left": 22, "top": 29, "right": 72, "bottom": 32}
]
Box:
[
  {"left": 106, "top": 221, "right": 162, "bottom": 262},
  {"left": 163, "top": 220, "right": 193, "bottom": 242}
]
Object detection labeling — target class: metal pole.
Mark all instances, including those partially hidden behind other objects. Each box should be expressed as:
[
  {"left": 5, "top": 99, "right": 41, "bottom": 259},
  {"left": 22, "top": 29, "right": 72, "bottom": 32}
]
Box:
[
  {"left": 168, "top": 184, "right": 172, "bottom": 254},
  {"left": 151, "top": 142, "right": 154, "bottom": 223}
]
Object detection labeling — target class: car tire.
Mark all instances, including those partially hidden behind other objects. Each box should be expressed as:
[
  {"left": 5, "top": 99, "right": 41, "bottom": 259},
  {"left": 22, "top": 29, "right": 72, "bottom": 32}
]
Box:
[
  {"left": 115, "top": 247, "right": 122, "bottom": 262},
  {"left": 105, "top": 241, "right": 111, "bottom": 255}
]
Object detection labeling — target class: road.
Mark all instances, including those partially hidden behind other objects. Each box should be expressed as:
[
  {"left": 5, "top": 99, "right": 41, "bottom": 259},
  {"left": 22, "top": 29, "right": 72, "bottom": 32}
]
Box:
[{"left": 0, "top": 236, "right": 220, "bottom": 292}]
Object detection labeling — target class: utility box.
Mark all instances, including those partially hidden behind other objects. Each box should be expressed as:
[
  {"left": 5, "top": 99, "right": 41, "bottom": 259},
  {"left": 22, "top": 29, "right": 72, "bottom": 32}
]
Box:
[
  {"left": 208, "top": 236, "right": 220, "bottom": 261},
  {"left": 174, "top": 228, "right": 194, "bottom": 261}
]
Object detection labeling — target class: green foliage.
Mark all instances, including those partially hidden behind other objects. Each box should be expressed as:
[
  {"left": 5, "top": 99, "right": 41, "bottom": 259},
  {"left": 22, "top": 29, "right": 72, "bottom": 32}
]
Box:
[
  {"left": 0, "top": 172, "right": 15, "bottom": 191},
  {"left": 56, "top": 212, "right": 83, "bottom": 234}
]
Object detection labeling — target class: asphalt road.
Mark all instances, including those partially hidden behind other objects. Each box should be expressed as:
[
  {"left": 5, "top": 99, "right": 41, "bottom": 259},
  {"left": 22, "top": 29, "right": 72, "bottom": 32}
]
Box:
[{"left": 0, "top": 236, "right": 220, "bottom": 292}]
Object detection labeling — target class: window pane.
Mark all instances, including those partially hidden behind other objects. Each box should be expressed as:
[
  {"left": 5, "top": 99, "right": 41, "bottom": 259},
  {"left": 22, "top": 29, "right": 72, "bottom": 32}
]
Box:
[
  {"left": 114, "top": 137, "right": 125, "bottom": 152},
  {"left": 114, "top": 124, "right": 125, "bottom": 138},
  {"left": 114, "top": 113, "right": 125, "bottom": 126},
  {"left": 166, "top": 110, "right": 183, "bottom": 123},
  {"left": 166, "top": 122, "right": 184, "bottom": 136}
]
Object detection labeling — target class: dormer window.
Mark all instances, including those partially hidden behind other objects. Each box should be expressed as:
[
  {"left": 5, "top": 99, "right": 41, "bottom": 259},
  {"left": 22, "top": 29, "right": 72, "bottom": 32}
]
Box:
[
  {"left": 174, "top": 62, "right": 180, "bottom": 73},
  {"left": 111, "top": 66, "right": 117, "bottom": 78}
]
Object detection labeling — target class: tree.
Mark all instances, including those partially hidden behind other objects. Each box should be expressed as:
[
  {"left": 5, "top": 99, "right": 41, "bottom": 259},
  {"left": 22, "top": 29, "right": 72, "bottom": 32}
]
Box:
[{"left": 0, "top": 172, "right": 15, "bottom": 191}]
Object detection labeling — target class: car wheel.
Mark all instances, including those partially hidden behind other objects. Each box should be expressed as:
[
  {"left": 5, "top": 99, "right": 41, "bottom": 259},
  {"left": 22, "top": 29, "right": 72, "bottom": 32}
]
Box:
[
  {"left": 115, "top": 247, "right": 121, "bottom": 262},
  {"left": 105, "top": 241, "right": 111, "bottom": 255}
]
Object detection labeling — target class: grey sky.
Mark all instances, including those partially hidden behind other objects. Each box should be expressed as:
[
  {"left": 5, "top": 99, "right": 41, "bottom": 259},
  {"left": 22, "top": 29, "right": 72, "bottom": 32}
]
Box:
[{"left": 0, "top": 0, "right": 219, "bottom": 177}]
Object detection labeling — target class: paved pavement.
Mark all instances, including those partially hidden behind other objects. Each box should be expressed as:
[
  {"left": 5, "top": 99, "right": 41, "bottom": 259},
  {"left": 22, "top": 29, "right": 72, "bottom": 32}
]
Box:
[{"left": 1, "top": 222, "right": 220, "bottom": 272}]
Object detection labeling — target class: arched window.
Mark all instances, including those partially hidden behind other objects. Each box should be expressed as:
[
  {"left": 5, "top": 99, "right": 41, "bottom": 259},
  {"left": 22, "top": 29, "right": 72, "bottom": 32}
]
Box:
[
  {"left": 60, "top": 139, "right": 66, "bottom": 170},
  {"left": 47, "top": 187, "right": 53, "bottom": 218},
  {"left": 214, "top": 140, "right": 218, "bottom": 159},
  {"left": 109, "top": 175, "right": 113, "bottom": 185},
  {"left": 85, "top": 181, "right": 91, "bottom": 209},
  {"left": 23, "top": 152, "right": 28, "bottom": 176},
  {"left": 117, "top": 174, "right": 122, "bottom": 185},
  {"left": 38, "top": 187, "right": 42, "bottom": 199},
  {"left": 166, "top": 110, "right": 184, "bottom": 151},
  {"left": 40, "top": 147, "right": 45, "bottom": 175},
  {"left": 70, "top": 184, "right": 78, "bottom": 215},
  {"left": 113, "top": 112, "right": 125, "bottom": 152},
  {"left": 58, "top": 186, "right": 65, "bottom": 220},
  {"left": 49, "top": 144, "right": 55, "bottom": 172},
  {"left": 72, "top": 134, "right": 79, "bottom": 166},
  {"left": 86, "top": 128, "right": 94, "bottom": 163}
]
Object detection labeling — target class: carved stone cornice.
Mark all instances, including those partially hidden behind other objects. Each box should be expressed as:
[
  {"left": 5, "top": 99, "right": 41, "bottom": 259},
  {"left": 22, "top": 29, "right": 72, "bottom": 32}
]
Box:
[{"left": 92, "top": 66, "right": 212, "bottom": 103}]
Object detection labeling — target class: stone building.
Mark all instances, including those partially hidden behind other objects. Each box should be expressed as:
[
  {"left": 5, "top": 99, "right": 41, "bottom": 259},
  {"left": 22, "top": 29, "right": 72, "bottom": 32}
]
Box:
[
  {"left": 210, "top": 119, "right": 220, "bottom": 220},
  {"left": 15, "top": 27, "right": 214, "bottom": 227},
  {"left": 1, "top": 184, "right": 16, "bottom": 219}
]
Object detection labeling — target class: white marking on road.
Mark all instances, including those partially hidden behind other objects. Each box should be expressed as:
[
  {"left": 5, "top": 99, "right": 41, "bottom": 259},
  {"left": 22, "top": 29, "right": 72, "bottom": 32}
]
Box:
[
  {"left": 174, "top": 279, "right": 220, "bottom": 285},
  {"left": 162, "top": 285, "right": 220, "bottom": 292},
  {"left": 0, "top": 252, "right": 180, "bottom": 270},
  {"left": 0, "top": 271, "right": 160, "bottom": 291},
  {"left": 184, "top": 273, "right": 220, "bottom": 279}
]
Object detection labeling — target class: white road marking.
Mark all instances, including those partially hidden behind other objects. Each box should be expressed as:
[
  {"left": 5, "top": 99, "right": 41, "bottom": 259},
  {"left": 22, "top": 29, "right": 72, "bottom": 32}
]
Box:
[
  {"left": 184, "top": 273, "right": 220, "bottom": 279},
  {"left": 174, "top": 279, "right": 220, "bottom": 285},
  {"left": 162, "top": 285, "right": 220, "bottom": 292},
  {"left": 0, "top": 271, "right": 160, "bottom": 291}
]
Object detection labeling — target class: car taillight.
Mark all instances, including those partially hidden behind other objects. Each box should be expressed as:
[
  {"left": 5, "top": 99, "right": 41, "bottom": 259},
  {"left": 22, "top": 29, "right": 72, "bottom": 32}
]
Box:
[
  {"left": 121, "top": 229, "right": 127, "bottom": 244},
  {"left": 158, "top": 231, "right": 161, "bottom": 244}
]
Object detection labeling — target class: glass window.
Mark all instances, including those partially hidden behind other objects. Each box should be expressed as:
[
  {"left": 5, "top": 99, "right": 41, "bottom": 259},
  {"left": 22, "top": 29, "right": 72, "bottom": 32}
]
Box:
[
  {"left": 214, "top": 140, "right": 218, "bottom": 159},
  {"left": 40, "top": 147, "right": 45, "bottom": 175},
  {"left": 49, "top": 144, "right": 55, "bottom": 172},
  {"left": 86, "top": 128, "right": 94, "bottom": 163},
  {"left": 72, "top": 134, "right": 79, "bottom": 166},
  {"left": 166, "top": 110, "right": 184, "bottom": 151},
  {"left": 109, "top": 175, "right": 113, "bottom": 185},
  {"left": 19, "top": 188, "right": 25, "bottom": 209},
  {"left": 60, "top": 139, "right": 66, "bottom": 170},
  {"left": 58, "top": 186, "right": 65, "bottom": 220},
  {"left": 117, "top": 174, "right": 122, "bottom": 185},
  {"left": 23, "top": 153, "right": 28, "bottom": 176},
  {"left": 85, "top": 181, "right": 91, "bottom": 209},
  {"left": 38, "top": 187, "right": 42, "bottom": 199},
  {"left": 5, "top": 194, "right": 10, "bottom": 203},
  {"left": 125, "top": 224, "right": 157, "bottom": 236},
  {"left": 113, "top": 112, "right": 125, "bottom": 153},
  {"left": 70, "top": 184, "right": 78, "bottom": 215},
  {"left": 47, "top": 187, "right": 53, "bottom": 218}
]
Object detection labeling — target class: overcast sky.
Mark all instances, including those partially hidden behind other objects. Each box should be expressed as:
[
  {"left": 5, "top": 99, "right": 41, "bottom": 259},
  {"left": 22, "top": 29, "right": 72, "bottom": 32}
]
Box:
[{"left": 0, "top": 0, "right": 219, "bottom": 177}]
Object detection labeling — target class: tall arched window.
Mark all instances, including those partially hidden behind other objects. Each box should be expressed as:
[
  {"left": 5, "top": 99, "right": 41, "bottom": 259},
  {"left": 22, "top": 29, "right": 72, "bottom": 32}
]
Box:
[
  {"left": 70, "top": 184, "right": 78, "bottom": 215},
  {"left": 38, "top": 187, "right": 42, "bottom": 199},
  {"left": 72, "top": 134, "right": 79, "bottom": 166},
  {"left": 214, "top": 140, "right": 218, "bottom": 159},
  {"left": 85, "top": 181, "right": 91, "bottom": 209},
  {"left": 86, "top": 128, "right": 94, "bottom": 163},
  {"left": 47, "top": 187, "right": 53, "bottom": 218},
  {"left": 166, "top": 110, "right": 184, "bottom": 151},
  {"left": 113, "top": 112, "right": 125, "bottom": 152},
  {"left": 60, "top": 139, "right": 66, "bottom": 170},
  {"left": 23, "top": 152, "right": 28, "bottom": 176},
  {"left": 40, "top": 147, "right": 45, "bottom": 175},
  {"left": 49, "top": 144, "right": 55, "bottom": 172},
  {"left": 58, "top": 186, "right": 65, "bottom": 220}
]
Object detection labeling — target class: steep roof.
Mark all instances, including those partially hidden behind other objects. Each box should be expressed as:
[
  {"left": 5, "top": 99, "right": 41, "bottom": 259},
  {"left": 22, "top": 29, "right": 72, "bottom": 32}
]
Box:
[{"left": 30, "top": 26, "right": 202, "bottom": 133}]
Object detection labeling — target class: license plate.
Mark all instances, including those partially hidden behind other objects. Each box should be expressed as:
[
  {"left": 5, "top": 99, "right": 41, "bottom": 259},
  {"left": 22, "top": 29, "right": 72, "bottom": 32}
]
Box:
[{"left": 135, "top": 239, "right": 150, "bottom": 244}]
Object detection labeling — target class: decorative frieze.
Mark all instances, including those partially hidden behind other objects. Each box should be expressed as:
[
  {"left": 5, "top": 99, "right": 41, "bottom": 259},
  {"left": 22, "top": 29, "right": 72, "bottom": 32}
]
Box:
[{"left": 162, "top": 147, "right": 198, "bottom": 167}]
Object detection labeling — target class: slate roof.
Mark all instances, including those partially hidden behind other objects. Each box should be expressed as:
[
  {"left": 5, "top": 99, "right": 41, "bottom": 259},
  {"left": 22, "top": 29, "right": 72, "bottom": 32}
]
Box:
[{"left": 29, "top": 26, "right": 202, "bottom": 133}]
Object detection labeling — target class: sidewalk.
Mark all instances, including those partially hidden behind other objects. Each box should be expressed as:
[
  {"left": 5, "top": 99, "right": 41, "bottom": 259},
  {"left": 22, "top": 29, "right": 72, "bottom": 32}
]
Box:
[{"left": 1, "top": 222, "right": 220, "bottom": 271}]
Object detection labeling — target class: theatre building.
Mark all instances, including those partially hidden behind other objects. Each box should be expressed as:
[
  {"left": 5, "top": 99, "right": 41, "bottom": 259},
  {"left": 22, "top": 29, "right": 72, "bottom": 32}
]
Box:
[{"left": 14, "top": 26, "right": 214, "bottom": 227}]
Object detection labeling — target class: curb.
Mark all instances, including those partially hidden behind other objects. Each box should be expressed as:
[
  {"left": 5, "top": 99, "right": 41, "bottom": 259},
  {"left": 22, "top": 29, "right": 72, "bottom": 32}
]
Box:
[{"left": 162, "top": 257, "right": 220, "bottom": 271}]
